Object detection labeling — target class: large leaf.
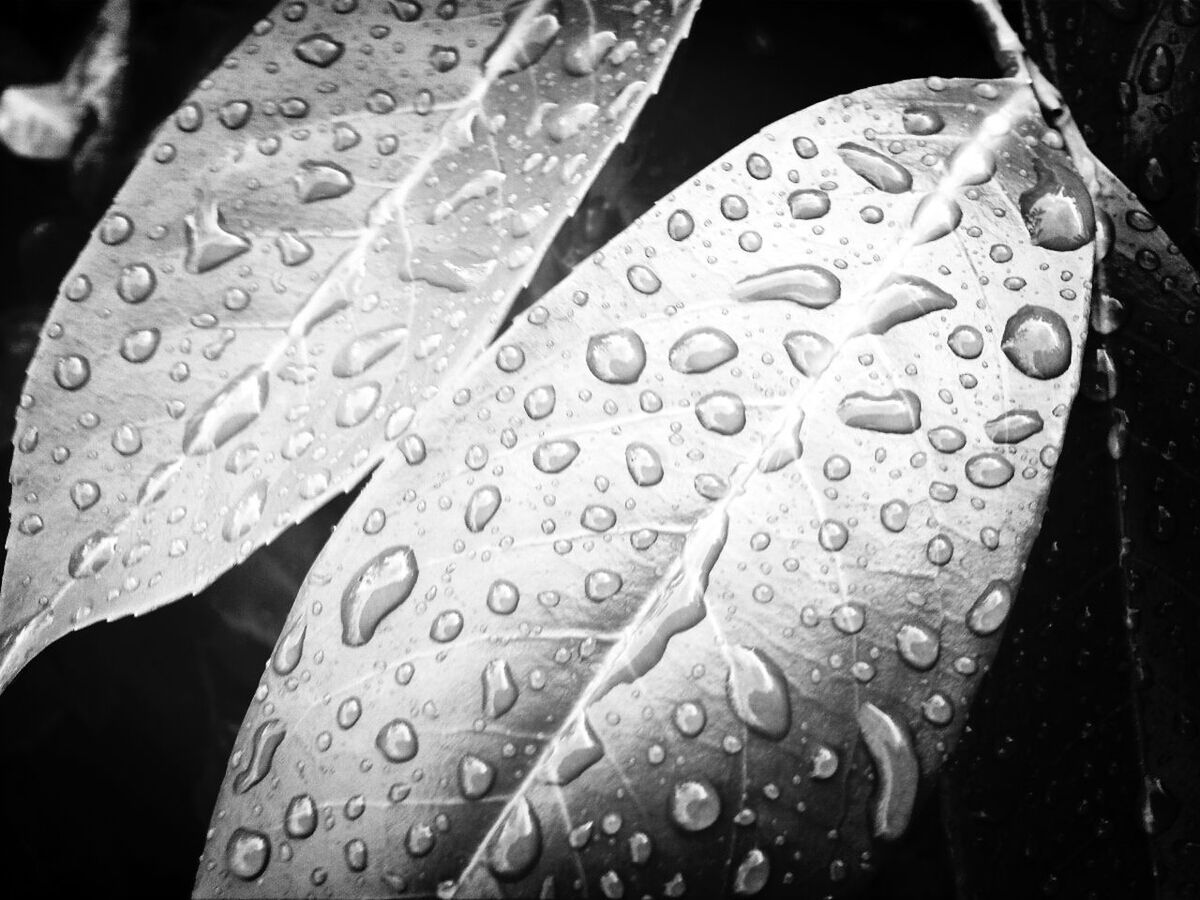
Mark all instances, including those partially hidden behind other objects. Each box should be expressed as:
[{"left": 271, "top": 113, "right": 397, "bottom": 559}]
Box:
[
  {"left": 196, "top": 76, "right": 1096, "bottom": 897},
  {"left": 943, "top": 160, "right": 1200, "bottom": 895},
  {"left": 0, "top": 0, "right": 699, "bottom": 688}
]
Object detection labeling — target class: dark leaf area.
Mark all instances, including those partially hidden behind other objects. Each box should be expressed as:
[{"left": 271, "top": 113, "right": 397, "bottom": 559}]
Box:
[{"left": 4, "top": 2, "right": 1192, "bottom": 899}]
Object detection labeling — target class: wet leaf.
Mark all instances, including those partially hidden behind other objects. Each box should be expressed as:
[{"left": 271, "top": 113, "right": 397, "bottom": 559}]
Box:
[
  {"left": 944, "top": 161, "right": 1200, "bottom": 896},
  {"left": 0, "top": 0, "right": 699, "bottom": 689},
  {"left": 197, "top": 77, "right": 1095, "bottom": 897}
]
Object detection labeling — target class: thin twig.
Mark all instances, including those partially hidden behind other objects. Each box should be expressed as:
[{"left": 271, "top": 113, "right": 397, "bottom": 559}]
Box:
[{"left": 969, "top": 0, "right": 1099, "bottom": 195}]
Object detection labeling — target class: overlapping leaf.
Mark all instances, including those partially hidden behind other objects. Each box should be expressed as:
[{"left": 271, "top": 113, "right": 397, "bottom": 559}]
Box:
[
  {"left": 197, "top": 77, "right": 1096, "bottom": 897},
  {"left": 0, "top": 0, "right": 699, "bottom": 688}
]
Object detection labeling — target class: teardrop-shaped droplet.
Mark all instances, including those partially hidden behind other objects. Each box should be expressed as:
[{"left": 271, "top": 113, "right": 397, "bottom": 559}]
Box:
[
  {"left": 837, "top": 390, "right": 921, "bottom": 433},
  {"left": 927, "top": 425, "right": 966, "bottom": 453},
  {"left": 233, "top": 719, "right": 286, "bottom": 793},
  {"left": 625, "top": 442, "right": 664, "bottom": 486},
  {"left": 837, "top": 142, "right": 913, "bottom": 192},
  {"left": 733, "top": 264, "right": 841, "bottom": 308},
  {"left": 1001, "top": 305, "right": 1072, "bottom": 379},
  {"left": 341, "top": 545, "right": 419, "bottom": 646},
  {"left": 332, "top": 327, "right": 408, "bottom": 377},
  {"left": 782, "top": 330, "right": 834, "bottom": 376},
  {"left": 544, "top": 715, "right": 605, "bottom": 785},
  {"left": 68, "top": 530, "right": 118, "bottom": 578},
  {"left": 966, "top": 579, "right": 1013, "bottom": 635},
  {"left": 669, "top": 327, "right": 738, "bottom": 374},
  {"left": 487, "top": 798, "right": 542, "bottom": 881},
  {"left": 482, "top": 658, "right": 518, "bottom": 718},
  {"left": 670, "top": 778, "right": 721, "bottom": 832},
  {"left": 294, "top": 160, "right": 354, "bottom": 202},
  {"left": 183, "top": 367, "right": 269, "bottom": 455},
  {"left": 910, "top": 193, "right": 962, "bottom": 244},
  {"left": 695, "top": 392, "right": 746, "bottom": 435},
  {"left": 465, "top": 485, "right": 502, "bottom": 532},
  {"left": 276, "top": 231, "right": 313, "bottom": 266},
  {"left": 726, "top": 646, "right": 791, "bottom": 739},
  {"left": 335, "top": 381, "right": 381, "bottom": 427},
  {"left": 902, "top": 106, "right": 945, "bottom": 135},
  {"left": 70, "top": 480, "right": 101, "bottom": 510},
  {"left": 857, "top": 702, "right": 919, "bottom": 841},
  {"left": 485, "top": 10, "right": 560, "bottom": 75},
  {"left": 532, "top": 440, "right": 580, "bottom": 474},
  {"left": 272, "top": 620, "right": 307, "bottom": 675}
]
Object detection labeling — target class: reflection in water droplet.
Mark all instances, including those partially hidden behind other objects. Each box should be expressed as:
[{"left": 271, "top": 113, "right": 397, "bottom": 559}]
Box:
[
  {"left": 341, "top": 545, "right": 418, "bottom": 646},
  {"left": 285, "top": 794, "right": 317, "bottom": 839},
  {"left": 68, "top": 530, "right": 118, "bottom": 578},
  {"left": 120, "top": 328, "right": 161, "bottom": 363},
  {"left": 895, "top": 623, "right": 939, "bottom": 671},
  {"left": 70, "top": 480, "right": 101, "bottom": 510},
  {"left": 1019, "top": 161, "right": 1096, "bottom": 251},
  {"left": 948, "top": 142, "right": 997, "bottom": 185},
  {"left": 947, "top": 325, "right": 984, "bottom": 359},
  {"left": 335, "top": 382, "right": 381, "bottom": 427},
  {"left": 487, "top": 580, "right": 520, "bottom": 615},
  {"left": 726, "top": 645, "right": 791, "bottom": 739},
  {"left": 185, "top": 199, "right": 251, "bottom": 274},
  {"left": 430, "top": 609, "right": 464, "bottom": 643},
  {"left": 625, "top": 442, "right": 664, "bottom": 486},
  {"left": 910, "top": 193, "right": 962, "bottom": 243},
  {"left": 459, "top": 754, "right": 496, "bottom": 800},
  {"left": 627, "top": 264, "right": 662, "bottom": 294},
  {"left": 272, "top": 620, "right": 306, "bottom": 675},
  {"left": 524, "top": 385, "right": 556, "bottom": 419},
  {"left": 928, "top": 426, "right": 966, "bottom": 453},
  {"left": 482, "top": 658, "right": 518, "bottom": 718},
  {"left": 818, "top": 520, "right": 849, "bottom": 551},
  {"left": 859, "top": 275, "right": 956, "bottom": 336},
  {"left": 117, "top": 264, "right": 156, "bottom": 303},
  {"left": 294, "top": 160, "right": 354, "bottom": 203},
  {"left": 294, "top": 32, "right": 345, "bottom": 66},
  {"left": 673, "top": 700, "right": 707, "bottom": 737},
  {"left": 732, "top": 848, "right": 771, "bottom": 896},
  {"left": 880, "top": 499, "right": 910, "bottom": 532},
  {"left": 55, "top": 354, "right": 90, "bottom": 390},
  {"left": 533, "top": 440, "right": 580, "bottom": 474},
  {"left": 902, "top": 106, "right": 945, "bottom": 135}
]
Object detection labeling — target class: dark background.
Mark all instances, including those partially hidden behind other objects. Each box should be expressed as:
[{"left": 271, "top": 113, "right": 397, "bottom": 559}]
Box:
[{"left": 1, "top": 2, "right": 1193, "bottom": 898}]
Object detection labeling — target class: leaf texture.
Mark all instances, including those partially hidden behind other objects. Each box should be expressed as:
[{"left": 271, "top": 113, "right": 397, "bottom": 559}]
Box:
[
  {"left": 0, "top": 0, "right": 699, "bottom": 688},
  {"left": 944, "top": 160, "right": 1200, "bottom": 896},
  {"left": 196, "top": 77, "right": 1095, "bottom": 897}
]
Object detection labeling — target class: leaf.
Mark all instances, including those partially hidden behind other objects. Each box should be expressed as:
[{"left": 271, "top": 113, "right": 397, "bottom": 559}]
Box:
[
  {"left": 942, "top": 160, "right": 1200, "bottom": 896},
  {"left": 196, "top": 76, "right": 1096, "bottom": 897},
  {"left": 0, "top": 0, "right": 699, "bottom": 689}
]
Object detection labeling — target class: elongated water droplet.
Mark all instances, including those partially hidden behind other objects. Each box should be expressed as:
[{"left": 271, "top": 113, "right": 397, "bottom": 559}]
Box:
[
  {"left": 837, "top": 390, "right": 921, "bottom": 433},
  {"left": 335, "top": 382, "right": 381, "bottom": 427},
  {"left": 459, "top": 754, "right": 496, "bottom": 800},
  {"left": 332, "top": 327, "right": 408, "bottom": 377},
  {"left": 465, "top": 485, "right": 502, "bottom": 532},
  {"left": 486, "top": 11, "right": 560, "bottom": 76},
  {"left": 234, "top": 719, "right": 286, "bottom": 793},
  {"left": 726, "top": 646, "right": 791, "bottom": 739},
  {"left": 626, "top": 442, "right": 664, "bottom": 486},
  {"left": 341, "top": 545, "right": 418, "bottom": 646},
  {"left": 787, "top": 189, "right": 830, "bottom": 219},
  {"left": 564, "top": 30, "right": 616, "bottom": 75},
  {"left": 376, "top": 718, "right": 419, "bottom": 762},
  {"left": 488, "top": 798, "right": 542, "bottom": 880},
  {"left": 68, "top": 530, "right": 117, "bottom": 578},
  {"left": 857, "top": 702, "right": 919, "bottom": 840},
  {"left": 783, "top": 330, "right": 834, "bottom": 376},
  {"left": 928, "top": 425, "right": 966, "bottom": 453},
  {"left": 732, "top": 849, "right": 771, "bottom": 896},
  {"left": 669, "top": 327, "right": 738, "bottom": 374},
  {"left": 858, "top": 275, "right": 956, "bottom": 336},
  {"left": 966, "top": 580, "right": 1013, "bottom": 635},
  {"left": 544, "top": 715, "right": 604, "bottom": 784},
  {"left": 294, "top": 32, "right": 345, "bottom": 67},
  {"left": 910, "top": 193, "right": 962, "bottom": 243},
  {"left": 965, "top": 452, "right": 1015, "bottom": 488},
  {"left": 272, "top": 620, "right": 306, "bottom": 675},
  {"left": 733, "top": 265, "right": 840, "bottom": 308},
  {"left": 985, "top": 409, "right": 1044, "bottom": 444},
  {"left": 948, "top": 141, "right": 997, "bottom": 185},
  {"left": 838, "top": 142, "right": 913, "bottom": 192},
  {"left": 482, "top": 658, "right": 518, "bottom": 718},
  {"left": 285, "top": 794, "right": 317, "bottom": 838},
  {"left": 294, "top": 160, "right": 354, "bottom": 203}
]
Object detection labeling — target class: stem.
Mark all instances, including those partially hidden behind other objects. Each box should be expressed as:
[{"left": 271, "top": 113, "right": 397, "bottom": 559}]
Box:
[{"left": 969, "top": 0, "right": 1099, "bottom": 195}]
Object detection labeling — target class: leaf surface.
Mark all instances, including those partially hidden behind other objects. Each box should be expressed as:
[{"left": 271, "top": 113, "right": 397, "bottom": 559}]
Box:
[
  {"left": 0, "top": 0, "right": 699, "bottom": 688},
  {"left": 197, "top": 77, "right": 1095, "bottom": 897}
]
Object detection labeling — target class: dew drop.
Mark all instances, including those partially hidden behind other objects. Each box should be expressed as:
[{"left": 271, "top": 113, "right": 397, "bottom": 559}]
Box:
[
  {"left": 984, "top": 409, "right": 1044, "bottom": 444},
  {"left": 487, "top": 797, "right": 542, "bottom": 880},
  {"left": 183, "top": 367, "right": 269, "bottom": 455},
  {"left": 625, "top": 442, "right": 664, "bottom": 486},
  {"left": 965, "top": 452, "right": 1015, "bottom": 488},
  {"left": 544, "top": 715, "right": 605, "bottom": 784},
  {"left": 669, "top": 327, "right": 738, "bottom": 374},
  {"left": 482, "top": 658, "right": 518, "bottom": 718},
  {"left": 837, "top": 390, "right": 921, "bottom": 433},
  {"left": 733, "top": 264, "right": 841, "bottom": 308},
  {"left": 787, "top": 189, "right": 830, "bottom": 219},
  {"left": 837, "top": 142, "right": 913, "bottom": 192},
  {"left": 783, "top": 330, "right": 834, "bottom": 376},
  {"left": 1001, "top": 306, "right": 1072, "bottom": 379},
  {"left": 586, "top": 330, "right": 647, "bottom": 384},
  {"left": 465, "top": 485, "right": 502, "bottom": 532},
  {"left": 695, "top": 391, "right": 746, "bottom": 435},
  {"left": 670, "top": 778, "right": 721, "bottom": 832},
  {"left": 726, "top": 646, "right": 791, "bottom": 739},
  {"left": 226, "top": 828, "right": 270, "bottom": 880},
  {"left": 966, "top": 579, "right": 1013, "bottom": 635},
  {"left": 376, "top": 718, "right": 419, "bottom": 762},
  {"left": 341, "top": 545, "right": 418, "bottom": 646}
]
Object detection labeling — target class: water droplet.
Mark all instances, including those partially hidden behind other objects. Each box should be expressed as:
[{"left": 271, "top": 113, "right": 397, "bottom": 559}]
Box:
[
  {"left": 626, "top": 264, "right": 661, "bottom": 295},
  {"left": 927, "top": 426, "right": 967, "bottom": 454},
  {"left": 486, "top": 11, "right": 561, "bottom": 76},
  {"left": 294, "top": 160, "right": 354, "bottom": 203},
  {"left": 581, "top": 504, "right": 617, "bottom": 532},
  {"left": 376, "top": 718, "right": 419, "bottom": 762},
  {"left": 70, "top": 480, "right": 101, "bottom": 511},
  {"left": 586, "top": 329, "right": 647, "bottom": 384},
  {"left": 673, "top": 700, "right": 707, "bottom": 737},
  {"left": 787, "top": 189, "right": 830, "bottom": 219},
  {"left": 54, "top": 354, "right": 90, "bottom": 390},
  {"left": 985, "top": 409, "right": 1044, "bottom": 443},
  {"left": 430, "top": 609, "right": 464, "bottom": 643},
  {"left": 1019, "top": 161, "right": 1096, "bottom": 251},
  {"left": 669, "top": 327, "right": 738, "bottom": 374},
  {"left": 406, "top": 822, "right": 435, "bottom": 857},
  {"left": 524, "top": 385, "right": 556, "bottom": 419},
  {"left": 625, "top": 442, "right": 664, "bottom": 486},
  {"left": 818, "top": 519, "right": 849, "bottom": 551},
  {"left": 811, "top": 744, "right": 839, "bottom": 779},
  {"left": 183, "top": 367, "right": 269, "bottom": 455},
  {"left": 838, "top": 142, "right": 913, "bottom": 192},
  {"left": 670, "top": 778, "right": 721, "bottom": 832},
  {"left": 341, "top": 545, "right": 419, "bottom": 646},
  {"left": 332, "top": 326, "right": 408, "bottom": 377},
  {"left": 482, "top": 658, "right": 518, "bottom": 718},
  {"left": 782, "top": 330, "right": 834, "bottom": 376},
  {"left": 458, "top": 754, "right": 496, "bottom": 800},
  {"left": 910, "top": 193, "right": 962, "bottom": 243},
  {"left": 272, "top": 620, "right": 306, "bottom": 675},
  {"left": 294, "top": 32, "right": 345, "bottom": 66},
  {"left": 902, "top": 106, "right": 945, "bottom": 135},
  {"left": 465, "top": 485, "right": 502, "bottom": 532},
  {"left": 667, "top": 209, "right": 694, "bottom": 240},
  {"left": 276, "top": 231, "right": 313, "bottom": 266},
  {"left": 832, "top": 603, "right": 865, "bottom": 633},
  {"left": 859, "top": 275, "right": 957, "bottom": 336},
  {"left": 964, "top": 452, "right": 1015, "bottom": 488},
  {"left": 720, "top": 193, "right": 749, "bottom": 220},
  {"left": 285, "top": 794, "right": 317, "bottom": 838},
  {"left": 880, "top": 499, "right": 910, "bottom": 532},
  {"left": 1139, "top": 43, "right": 1174, "bottom": 93},
  {"left": 695, "top": 392, "right": 746, "bottom": 435},
  {"left": 234, "top": 719, "right": 286, "bottom": 793},
  {"left": 948, "top": 325, "right": 984, "bottom": 359},
  {"left": 837, "top": 389, "right": 921, "bottom": 433},
  {"left": 948, "top": 141, "right": 997, "bottom": 184},
  {"left": 857, "top": 702, "right": 918, "bottom": 840},
  {"left": 793, "top": 136, "right": 818, "bottom": 158},
  {"left": 926, "top": 534, "right": 954, "bottom": 566},
  {"left": 564, "top": 30, "right": 617, "bottom": 75},
  {"left": 223, "top": 480, "right": 268, "bottom": 542},
  {"left": 184, "top": 199, "right": 251, "bottom": 273},
  {"left": 111, "top": 422, "right": 143, "bottom": 456},
  {"left": 1001, "top": 306, "right": 1072, "bottom": 379},
  {"left": 488, "top": 797, "right": 542, "bottom": 880},
  {"left": 895, "top": 623, "right": 939, "bottom": 670},
  {"left": 532, "top": 440, "right": 580, "bottom": 474},
  {"left": 726, "top": 646, "right": 791, "bottom": 739},
  {"left": 120, "top": 328, "right": 161, "bottom": 363},
  {"left": 746, "top": 152, "right": 772, "bottom": 179},
  {"left": 733, "top": 264, "right": 841, "bottom": 308},
  {"left": 732, "top": 849, "right": 771, "bottom": 896},
  {"left": 966, "top": 579, "right": 1013, "bottom": 635},
  {"left": 487, "top": 580, "right": 520, "bottom": 615},
  {"left": 117, "top": 263, "right": 156, "bottom": 303},
  {"left": 226, "top": 827, "right": 270, "bottom": 880},
  {"left": 544, "top": 715, "right": 604, "bottom": 784},
  {"left": 335, "top": 382, "right": 381, "bottom": 427}
]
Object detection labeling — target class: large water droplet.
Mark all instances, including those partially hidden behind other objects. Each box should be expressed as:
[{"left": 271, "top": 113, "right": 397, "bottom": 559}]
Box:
[
  {"left": 482, "top": 658, "right": 518, "bottom": 718},
  {"left": 184, "top": 199, "right": 251, "bottom": 274},
  {"left": 564, "top": 30, "right": 616, "bottom": 75},
  {"left": 880, "top": 499, "right": 910, "bottom": 532},
  {"left": 858, "top": 275, "right": 956, "bottom": 336},
  {"left": 183, "top": 367, "right": 269, "bottom": 455},
  {"left": 487, "top": 580, "right": 520, "bottom": 615},
  {"left": 669, "top": 327, "right": 738, "bottom": 374},
  {"left": 294, "top": 160, "right": 354, "bottom": 203},
  {"left": 487, "top": 797, "right": 542, "bottom": 880},
  {"left": 226, "top": 827, "right": 270, "bottom": 880},
  {"left": 55, "top": 354, "right": 90, "bottom": 390},
  {"left": 732, "top": 849, "right": 771, "bottom": 896},
  {"left": 285, "top": 794, "right": 317, "bottom": 839},
  {"left": 787, "top": 189, "right": 830, "bottom": 219},
  {"left": 985, "top": 409, "right": 1044, "bottom": 444},
  {"left": 733, "top": 264, "right": 841, "bottom": 308},
  {"left": 544, "top": 715, "right": 604, "bottom": 784},
  {"left": 333, "top": 327, "right": 408, "bottom": 377},
  {"left": 233, "top": 719, "right": 286, "bottom": 793},
  {"left": 928, "top": 425, "right": 966, "bottom": 453},
  {"left": 902, "top": 106, "right": 945, "bottom": 135},
  {"left": 909, "top": 193, "right": 962, "bottom": 244},
  {"left": 966, "top": 579, "right": 1013, "bottom": 635},
  {"left": 117, "top": 263, "right": 156, "bottom": 303},
  {"left": 837, "top": 142, "right": 913, "bottom": 192},
  {"left": 667, "top": 209, "right": 694, "bottom": 240},
  {"left": 70, "top": 480, "right": 101, "bottom": 510},
  {"left": 586, "top": 329, "right": 647, "bottom": 384},
  {"left": 341, "top": 545, "right": 418, "bottom": 646},
  {"left": 670, "top": 778, "right": 721, "bottom": 832},
  {"left": 726, "top": 646, "right": 791, "bottom": 739},
  {"left": 335, "top": 382, "right": 381, "bottom": 427},
  {"left": 895, "top": 623, "right": 939, "bottom": 671},
  {"left": 947, "top": 325, "right": 983, "bottom": 359},
  {"left": 695, "top": 392, "right": 746, "bottom": 435},
  {"left": 68, "top": 530, "right": 118, "bottom": 578},
  {"left": 120, "top": 328, "right": 161, "bottom": 363},
  {"left": 782, "top": 330, "right": 834, "bottom": 376},
  {"left": 376, "top": 718, "right": 419, "bottom": 762},
  {"left": 964, "top": 452, "right": 1015, "bottom": 488},
  {"left": 524, "top": 385, "right": 556, "bottom": 419},
  {"left": 1019, "top": 161, "right": 1096, "bottom": 251},
  {"left": 626, "top": 442, "right": 664, "bottom": 486},
  {"left": 948, "top": 141, "right": 997, "bottom": 185},
  {"left": 1001, "top": 305, "right": 1072, "bottom": 379},
  {"left": 532, "top": 440, "right": 580, "bottom": 474},
  {"left": 465, "top": 485, "right": 502, "bottom": 532},
  {"left": 837, "top": 390, "right": 921, "bottom": 433},
  {"left": 459, "top": 754, "right": 496, "bottom": 800},
  {"left": 857, "top": 702, "right": 918, "bottom": 841},
  {"left": 673, "top": 700, "right": 707, "bottom": 737},
  {"left": 272, "top": 620, "right": 306, "bottom": 675},
  {"left": 485, "top": 9, "right": 560, "bottom": 75}
]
